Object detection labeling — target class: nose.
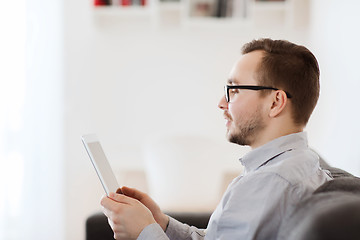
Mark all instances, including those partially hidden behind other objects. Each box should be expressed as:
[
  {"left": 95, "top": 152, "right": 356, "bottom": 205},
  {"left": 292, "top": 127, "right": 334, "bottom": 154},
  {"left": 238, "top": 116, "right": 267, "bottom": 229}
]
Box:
[{"left": 218, "top": 95, "right": 228, "bottom": 110}]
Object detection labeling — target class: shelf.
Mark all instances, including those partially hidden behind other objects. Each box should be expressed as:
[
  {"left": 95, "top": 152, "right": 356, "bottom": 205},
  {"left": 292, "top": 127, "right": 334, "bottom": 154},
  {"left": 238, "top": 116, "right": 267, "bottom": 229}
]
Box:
[
  {"left": 93, "top": 5, "right": 152, "bottom": 17},
  {"left": 156, "top": 1, "right": 182, "bottom": 11},
  {"left": 183, "top": 17, "right": 251, "bottom": 29},
  {"left": 252, "top": 1, "right": 289, "bottom": 11},
  {"left": 91, "top": 0, "right": 306, "bottom": 30}
]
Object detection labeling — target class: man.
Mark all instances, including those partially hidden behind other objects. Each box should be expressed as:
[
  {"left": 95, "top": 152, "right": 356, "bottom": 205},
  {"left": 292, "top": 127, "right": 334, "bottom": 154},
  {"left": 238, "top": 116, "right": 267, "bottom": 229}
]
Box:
[{"left": 101, "top": 38, "right": 332, "bottom": 240}]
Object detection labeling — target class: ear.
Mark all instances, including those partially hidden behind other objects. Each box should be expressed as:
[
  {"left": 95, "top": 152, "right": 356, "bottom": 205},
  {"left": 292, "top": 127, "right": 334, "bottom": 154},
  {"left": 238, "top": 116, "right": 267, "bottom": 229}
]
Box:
[{"left": 268, "top": 90, "right": 288, "bottom": 118}]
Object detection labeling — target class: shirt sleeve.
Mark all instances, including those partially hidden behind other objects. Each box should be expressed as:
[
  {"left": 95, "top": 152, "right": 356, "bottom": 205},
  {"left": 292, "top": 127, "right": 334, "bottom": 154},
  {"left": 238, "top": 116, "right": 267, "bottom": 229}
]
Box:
[
  {"left": 165, "top": 216, "right": 206, "bottom": 240},
  {"left": 207, "top": 172, "right": 299, "bottom": 240},
  {"left": 137, "top": 223, "right": 169, "bottom": 240},
  {"left": 137, "top": 217, "right": 206, "bottom": 240}
]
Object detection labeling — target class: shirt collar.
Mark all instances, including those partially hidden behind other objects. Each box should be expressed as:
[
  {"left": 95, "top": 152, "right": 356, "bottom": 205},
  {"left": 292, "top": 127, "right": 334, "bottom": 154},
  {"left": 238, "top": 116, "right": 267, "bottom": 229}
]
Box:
[{"left": 239, "top": 132, "right": 308, "bottom": 173}]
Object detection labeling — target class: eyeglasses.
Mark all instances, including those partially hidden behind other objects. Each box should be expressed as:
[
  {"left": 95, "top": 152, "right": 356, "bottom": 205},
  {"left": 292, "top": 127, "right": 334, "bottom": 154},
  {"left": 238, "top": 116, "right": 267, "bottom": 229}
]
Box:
[{"left": 224, "top": 85, "right": 292, "bottom": 103}]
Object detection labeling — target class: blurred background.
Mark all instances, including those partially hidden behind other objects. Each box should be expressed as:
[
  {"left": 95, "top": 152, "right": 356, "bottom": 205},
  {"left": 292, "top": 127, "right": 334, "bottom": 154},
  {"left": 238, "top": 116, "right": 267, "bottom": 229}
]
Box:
[{"left": 1, "top": 0, "right": 360, "bottom": 239}]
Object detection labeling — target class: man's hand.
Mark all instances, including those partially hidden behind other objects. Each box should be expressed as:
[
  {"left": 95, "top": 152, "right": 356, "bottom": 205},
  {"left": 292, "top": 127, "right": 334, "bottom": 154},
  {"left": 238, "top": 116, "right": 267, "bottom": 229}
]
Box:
[
  {"left": 101, "top": 192, "right": 156, "bottom": 240},
  {"left": 121, "top": 186, "right": 170, "bottom": 231}
]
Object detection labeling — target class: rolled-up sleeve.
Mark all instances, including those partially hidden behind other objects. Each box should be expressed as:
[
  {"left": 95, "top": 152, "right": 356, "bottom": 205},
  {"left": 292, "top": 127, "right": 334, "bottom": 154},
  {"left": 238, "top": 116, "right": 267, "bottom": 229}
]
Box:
[
  {"left": 138, "top": 223, "right": 169, "bottom": 240},
  {"left": 137, "top": 217, "right": 206, "bottom": 240},
  {"left": 166, "top": 217, "right": 206, "bottom": 240}
]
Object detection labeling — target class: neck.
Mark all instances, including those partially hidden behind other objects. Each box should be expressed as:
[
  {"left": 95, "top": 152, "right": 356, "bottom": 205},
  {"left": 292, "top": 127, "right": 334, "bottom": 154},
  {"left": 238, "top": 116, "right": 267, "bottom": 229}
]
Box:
[{"left": 250, "top": 121, "right": 304, "bottom": 149}]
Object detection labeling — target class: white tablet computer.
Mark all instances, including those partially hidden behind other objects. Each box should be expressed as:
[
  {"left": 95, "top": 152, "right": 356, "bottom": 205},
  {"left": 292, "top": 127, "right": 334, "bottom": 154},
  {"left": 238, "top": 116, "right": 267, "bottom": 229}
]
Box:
[{"left": 81, "top": 134, "right": 120, "bottom": 196}]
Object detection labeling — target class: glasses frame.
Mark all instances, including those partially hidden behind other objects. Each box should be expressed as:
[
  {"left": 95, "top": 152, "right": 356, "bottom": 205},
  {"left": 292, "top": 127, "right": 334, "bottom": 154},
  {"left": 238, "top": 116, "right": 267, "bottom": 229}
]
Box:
[{"left": 224, "top": 85, "right": 292, "bottom": 103}]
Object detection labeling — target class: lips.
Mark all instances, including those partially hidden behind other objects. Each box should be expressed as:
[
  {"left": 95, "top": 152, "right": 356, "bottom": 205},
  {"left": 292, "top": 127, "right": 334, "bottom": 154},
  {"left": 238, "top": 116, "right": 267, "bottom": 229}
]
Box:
[
  {"left": 224, "top": 112, "right": 232, "bottom": 128},
  {"left": 224, "top": 111, "right": 232, "bottom": 121}
]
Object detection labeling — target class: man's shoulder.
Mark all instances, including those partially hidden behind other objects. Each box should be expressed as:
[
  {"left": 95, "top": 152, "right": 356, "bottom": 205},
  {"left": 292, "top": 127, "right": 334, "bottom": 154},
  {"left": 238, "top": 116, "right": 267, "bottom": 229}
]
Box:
[{"left": 258, "top": 148, "right": 324, "bottom": 185}]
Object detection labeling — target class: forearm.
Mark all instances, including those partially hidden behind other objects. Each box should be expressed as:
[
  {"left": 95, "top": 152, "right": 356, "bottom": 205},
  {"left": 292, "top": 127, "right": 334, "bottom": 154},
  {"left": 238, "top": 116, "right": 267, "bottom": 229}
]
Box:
[
  {"left": 138, "top": 223, "right": 170, "bottom": 240},
  {"left": 166, "top": 217, "right": 206, "bottom": 240},
  {"left": 137, "top": 216, "right": 206, "bottom": 240}
]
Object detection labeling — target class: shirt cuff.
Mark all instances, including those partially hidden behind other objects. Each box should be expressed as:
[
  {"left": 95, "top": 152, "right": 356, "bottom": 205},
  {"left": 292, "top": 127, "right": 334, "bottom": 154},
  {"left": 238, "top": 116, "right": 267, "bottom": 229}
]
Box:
[
  {"left": 138, "top": 223, "right": 168, "bottom": 240},
  {"left": 165, "top": 216, "right": 198, "bottom": 239}
]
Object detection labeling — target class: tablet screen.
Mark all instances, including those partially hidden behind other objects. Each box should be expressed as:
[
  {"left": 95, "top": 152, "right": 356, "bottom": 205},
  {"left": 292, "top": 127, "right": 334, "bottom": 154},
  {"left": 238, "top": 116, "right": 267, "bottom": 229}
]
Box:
[{"left": 82, "top": 135, "right": 119, "bottom": 196}]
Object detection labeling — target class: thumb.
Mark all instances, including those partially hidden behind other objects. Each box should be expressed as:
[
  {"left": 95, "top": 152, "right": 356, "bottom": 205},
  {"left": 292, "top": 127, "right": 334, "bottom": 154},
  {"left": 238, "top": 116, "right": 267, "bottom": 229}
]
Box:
[
  {"left": 116, "top": 188, "right": 123, "bottom": 194},
  {"left": 122, "top": 186, "right": 147, "bottom": 201},
  {"left": 109, "top": 192, "right": 132, "bottom": 204}
]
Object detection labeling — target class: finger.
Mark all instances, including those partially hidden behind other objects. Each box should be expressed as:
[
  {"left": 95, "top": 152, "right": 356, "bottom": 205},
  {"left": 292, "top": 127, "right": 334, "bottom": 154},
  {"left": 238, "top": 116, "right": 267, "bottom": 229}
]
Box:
[
  {"left": 116, "top": 187, "right": 123, "bottom": 194},
  {"left": 101, "top": 198, "right": 116, "bottom": 219},
  {"left": 100, "top": 194, "right": 112, "bottom": 209},
  {"left": 109, "top": 192, "right": 135, "bottom": 205},
  {"left": 102, "top": 204, "right": 112, "bottom": 218},
  {"left": 100, "top": 194, "right": 125, "bottom": 212},
  {"left": 99, "top": 194, "right": 107, "bottom": 206},
  {"left": 121, "top": 186, "right": 146, "bottom": 201}
]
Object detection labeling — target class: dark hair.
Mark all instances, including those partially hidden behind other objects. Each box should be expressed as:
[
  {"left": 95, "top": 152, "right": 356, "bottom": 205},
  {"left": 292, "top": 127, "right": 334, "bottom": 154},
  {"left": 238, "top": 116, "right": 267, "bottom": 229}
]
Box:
[{"left": 242, "top": 38, "right": 320, "bottom": 126}]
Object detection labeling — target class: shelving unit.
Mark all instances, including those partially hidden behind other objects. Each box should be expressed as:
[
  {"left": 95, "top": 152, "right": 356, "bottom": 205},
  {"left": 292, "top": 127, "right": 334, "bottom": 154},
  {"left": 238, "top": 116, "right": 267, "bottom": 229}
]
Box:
[
  {"left": 156, "top": 0, "right": 182, "bottom": 11},
  {"left": 248, "top": 0, "right": 290, "bottom": 28},
  {"left": 92, "top": 5, "right": 152, "bottom": 17},
  {"left": 252, "top": 0, "right": 288, "bottom": 11},
  {"left": 91, "top": 0, "right": 308, "bottom": 29}
]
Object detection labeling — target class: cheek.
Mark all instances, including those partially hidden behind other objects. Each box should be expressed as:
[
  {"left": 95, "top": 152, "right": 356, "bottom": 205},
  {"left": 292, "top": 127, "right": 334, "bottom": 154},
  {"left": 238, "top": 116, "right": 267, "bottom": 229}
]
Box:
[
  {"left": 229, "top": 100, "right": 267, "bottom": 125},
  {"left": 228, "top": 103, "right": 248, "bottom": 123}
]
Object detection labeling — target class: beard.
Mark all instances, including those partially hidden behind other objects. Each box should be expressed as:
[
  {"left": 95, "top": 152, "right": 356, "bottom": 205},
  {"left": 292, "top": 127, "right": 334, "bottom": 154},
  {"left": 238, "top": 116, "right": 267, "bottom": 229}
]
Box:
[{"left": 226, "top": 108, "right": 266, "bottom": 146}]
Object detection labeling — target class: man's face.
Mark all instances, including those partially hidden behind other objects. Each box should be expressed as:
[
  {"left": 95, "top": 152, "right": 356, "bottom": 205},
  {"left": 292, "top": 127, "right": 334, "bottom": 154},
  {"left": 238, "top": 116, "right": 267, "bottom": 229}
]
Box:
[{"left": 218, "top": 51, "right": 268, "bottom": 147}]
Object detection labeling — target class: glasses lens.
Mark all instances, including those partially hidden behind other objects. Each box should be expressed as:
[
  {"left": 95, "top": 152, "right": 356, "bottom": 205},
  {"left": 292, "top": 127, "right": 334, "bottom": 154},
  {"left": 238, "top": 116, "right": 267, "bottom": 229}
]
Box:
[{"left": 224, "top": 86, "right": 229, "bottom": 102}]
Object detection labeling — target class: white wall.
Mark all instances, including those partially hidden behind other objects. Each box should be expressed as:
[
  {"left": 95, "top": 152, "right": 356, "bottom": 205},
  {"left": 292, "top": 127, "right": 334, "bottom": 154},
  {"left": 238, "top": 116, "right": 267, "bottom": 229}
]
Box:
[
  {"left": 23, "top": 0, "right": 64, "bottom": 239},
  {"left": 8, "top": 0, "right": 357, "bottom": 239},
  {"left": 306, "top": 0, "right": 360, "bottom": 175},
  {"left": 61, "top": 0, "right": 360, "bottom": 239},
  {"left": 63, "top": 4, "right": 308, "bottom": 240}
]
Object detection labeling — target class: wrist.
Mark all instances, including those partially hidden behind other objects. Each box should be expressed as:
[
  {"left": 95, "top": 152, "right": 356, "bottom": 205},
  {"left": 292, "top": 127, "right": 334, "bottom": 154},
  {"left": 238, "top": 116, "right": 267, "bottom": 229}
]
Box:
[{"left": 160, "top": 214, "right": 170, "bottom": 231}]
